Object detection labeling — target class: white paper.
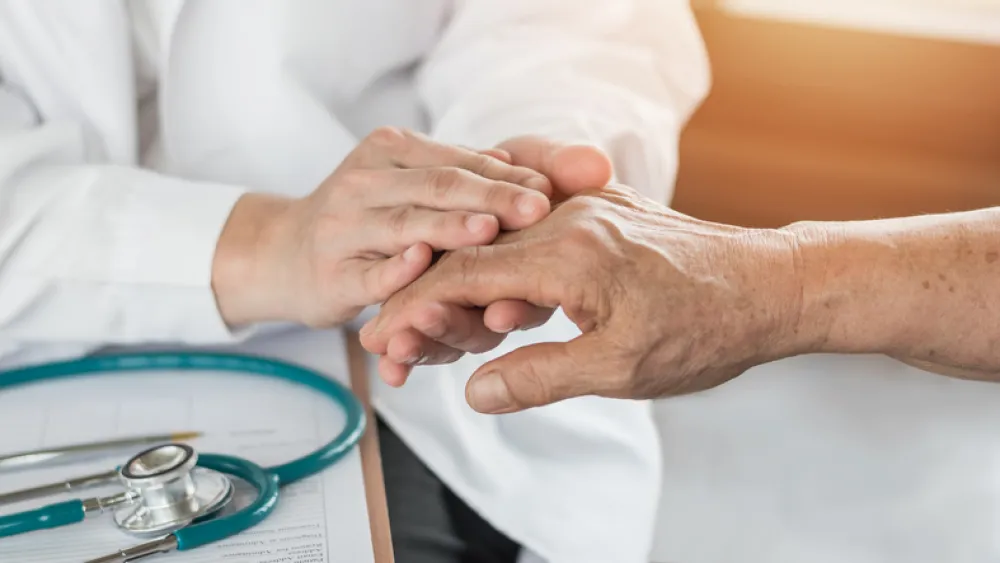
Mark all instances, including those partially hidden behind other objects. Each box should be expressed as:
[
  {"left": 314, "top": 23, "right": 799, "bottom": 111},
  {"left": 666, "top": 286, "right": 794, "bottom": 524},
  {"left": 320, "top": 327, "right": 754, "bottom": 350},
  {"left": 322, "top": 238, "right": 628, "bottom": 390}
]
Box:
[{"left": 0, "top": 328, "right": 374, "bottom": 562}]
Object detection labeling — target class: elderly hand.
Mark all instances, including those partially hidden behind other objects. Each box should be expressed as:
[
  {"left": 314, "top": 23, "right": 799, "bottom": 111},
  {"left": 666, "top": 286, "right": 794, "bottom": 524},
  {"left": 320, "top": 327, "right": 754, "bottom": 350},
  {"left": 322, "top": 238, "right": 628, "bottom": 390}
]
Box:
[
  {"left": 361, "top": 184, "right": 806, "bottom": 414},
  {"left": 362, "top": 136, "right": 614, "bottom": 385},
  {"left": 212, "top": 127, "right": 553, "bottom": 328}
]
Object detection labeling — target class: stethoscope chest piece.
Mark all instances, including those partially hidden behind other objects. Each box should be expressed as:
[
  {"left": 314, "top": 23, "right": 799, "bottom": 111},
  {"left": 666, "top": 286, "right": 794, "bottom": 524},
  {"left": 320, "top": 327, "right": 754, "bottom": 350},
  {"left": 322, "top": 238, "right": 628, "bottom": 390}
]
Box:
[{"left": 112, "top": 443, "right": 233, "bottom": 538}]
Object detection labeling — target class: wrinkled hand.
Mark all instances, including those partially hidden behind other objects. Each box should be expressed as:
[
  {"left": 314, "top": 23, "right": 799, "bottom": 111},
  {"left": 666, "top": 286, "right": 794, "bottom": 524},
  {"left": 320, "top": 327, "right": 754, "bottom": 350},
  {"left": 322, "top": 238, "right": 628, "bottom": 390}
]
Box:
[
  {"left": 361, "top": 184, "right": 805, "bottom": 414},
  {"left": 364, "top": 136, "right": 614, "bottom": 385},
  {"left": 213, "top": 127, "right": 552, "bottom": 328}
]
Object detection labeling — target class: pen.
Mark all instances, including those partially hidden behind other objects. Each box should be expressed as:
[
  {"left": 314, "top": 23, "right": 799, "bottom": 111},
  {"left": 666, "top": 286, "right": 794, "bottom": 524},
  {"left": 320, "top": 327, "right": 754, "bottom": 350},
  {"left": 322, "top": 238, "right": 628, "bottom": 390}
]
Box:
[{"left": 0, "top": 431, "right": 202, "bottom": 472}]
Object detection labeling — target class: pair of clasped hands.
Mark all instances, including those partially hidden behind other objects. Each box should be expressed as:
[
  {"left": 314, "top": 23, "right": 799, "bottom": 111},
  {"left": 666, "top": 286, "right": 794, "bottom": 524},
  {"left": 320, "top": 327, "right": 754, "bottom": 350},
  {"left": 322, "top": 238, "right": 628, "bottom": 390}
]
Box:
[
  {"left": 346, "top": 130, "right": 622, "bottom": 399},
  {"left": 219, "top": 127, "right": 792, "bottom": 417}
]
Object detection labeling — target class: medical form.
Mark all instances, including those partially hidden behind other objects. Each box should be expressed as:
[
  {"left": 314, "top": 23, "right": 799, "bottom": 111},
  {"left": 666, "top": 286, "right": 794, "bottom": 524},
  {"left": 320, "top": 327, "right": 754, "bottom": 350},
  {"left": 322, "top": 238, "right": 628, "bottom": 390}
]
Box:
[{"left": 0, "top": 329, "right": 375, "bottom": 563}]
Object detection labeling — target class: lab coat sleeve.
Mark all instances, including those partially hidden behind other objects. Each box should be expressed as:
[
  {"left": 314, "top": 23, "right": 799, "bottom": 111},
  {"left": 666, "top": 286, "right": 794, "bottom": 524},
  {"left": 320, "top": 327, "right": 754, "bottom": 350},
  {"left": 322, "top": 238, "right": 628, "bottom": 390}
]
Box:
[
  {"left": 0, "top": 120, "right": 251, "bottom": 367},
  {"left": 417, "top": 0, "right": 712, "bottom": 204}
]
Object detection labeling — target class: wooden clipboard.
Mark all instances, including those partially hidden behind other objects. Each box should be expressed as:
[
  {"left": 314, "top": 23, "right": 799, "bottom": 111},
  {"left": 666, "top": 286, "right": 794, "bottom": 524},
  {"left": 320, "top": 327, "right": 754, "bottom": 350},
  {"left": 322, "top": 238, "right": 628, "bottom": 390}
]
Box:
[{"left": 345, "top": 331, "right": 395, "bottom": 563}]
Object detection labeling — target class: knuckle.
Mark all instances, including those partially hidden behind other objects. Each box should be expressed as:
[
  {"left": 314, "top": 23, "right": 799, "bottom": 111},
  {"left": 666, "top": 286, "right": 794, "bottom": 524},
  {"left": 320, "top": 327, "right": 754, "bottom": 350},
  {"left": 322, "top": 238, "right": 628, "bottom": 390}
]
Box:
[
  {"left": 505, "top": 364, "right": 552, "bottom": 407},
  {"left": 565, "top": 222, "right": 603, "bottom": 250},
  {"left": 466, "top": 154, "right": 496, "bottom": 176},
  {"left": 482, "top": 181, "right": 518, "bottom": 208},
  {"left": 452, "top": 246, "right": 483, "bottom": 279},
  {"left": 428, "top": 167, "right": 467, "bottom": 200},
  {"left": 559, "top": 195, "right": 599, "bottom": 216},
  {"left": 364, "top": 126, "right": 406, "bottom": 149},
  {"left": 385, "top": 206, "right": 413, "bottom": 237},
  {"left": 435, "top": 211, "right": 467, "bottom": 234}
]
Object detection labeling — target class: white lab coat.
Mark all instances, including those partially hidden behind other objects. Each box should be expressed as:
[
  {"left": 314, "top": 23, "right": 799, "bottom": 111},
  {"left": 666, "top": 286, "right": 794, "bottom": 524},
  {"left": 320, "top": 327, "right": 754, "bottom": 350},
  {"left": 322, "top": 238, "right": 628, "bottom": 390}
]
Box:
[{"left": 0, "top": 1, "right": 710, "bottom": 561}]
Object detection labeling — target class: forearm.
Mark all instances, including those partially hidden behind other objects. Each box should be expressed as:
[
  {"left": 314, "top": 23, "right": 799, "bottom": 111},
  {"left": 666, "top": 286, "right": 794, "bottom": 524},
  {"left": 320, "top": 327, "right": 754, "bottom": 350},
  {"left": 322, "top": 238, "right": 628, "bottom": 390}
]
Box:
[{"left": 786, "top": 208, "right": 1000, "bottom": 377}]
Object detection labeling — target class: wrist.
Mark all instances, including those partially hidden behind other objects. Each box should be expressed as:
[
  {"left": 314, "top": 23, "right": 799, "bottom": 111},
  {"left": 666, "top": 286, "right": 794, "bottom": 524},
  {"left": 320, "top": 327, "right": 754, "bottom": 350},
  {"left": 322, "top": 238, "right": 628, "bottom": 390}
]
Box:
[
  {"left": 212, "top": 192, "right": 295, "bottom": 326},
  {"left": 780, "top": 220, "right": 905, "bottom": 357},
  {"left": 730, "top": 227, "right": 813, "bottom": 363}
]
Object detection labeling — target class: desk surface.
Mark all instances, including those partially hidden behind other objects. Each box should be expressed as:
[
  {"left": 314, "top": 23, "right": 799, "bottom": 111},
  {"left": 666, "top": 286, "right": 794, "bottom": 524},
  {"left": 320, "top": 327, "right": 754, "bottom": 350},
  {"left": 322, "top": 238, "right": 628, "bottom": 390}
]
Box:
[{"left": 346, "top": 331, "right": 395, "bottom": 563}]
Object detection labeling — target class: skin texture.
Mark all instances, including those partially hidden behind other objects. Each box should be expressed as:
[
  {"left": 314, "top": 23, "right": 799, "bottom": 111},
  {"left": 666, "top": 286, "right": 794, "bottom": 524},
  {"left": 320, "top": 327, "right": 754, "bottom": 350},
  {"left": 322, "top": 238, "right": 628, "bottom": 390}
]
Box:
[
  {"left": 361, "top": 184, "right": 803, "bottom": 413},
  {"left": 361, "top": 186, "right": 1000, "bottom": 415},
  {"left": 373, "top": 137, "right": 616, "bottom": 385},
  {"left": 210, "top": 127, "right": 557, "bottom": 328},
  {"left": 787, "top": 210, "right": 1000, "bottom": 382}
]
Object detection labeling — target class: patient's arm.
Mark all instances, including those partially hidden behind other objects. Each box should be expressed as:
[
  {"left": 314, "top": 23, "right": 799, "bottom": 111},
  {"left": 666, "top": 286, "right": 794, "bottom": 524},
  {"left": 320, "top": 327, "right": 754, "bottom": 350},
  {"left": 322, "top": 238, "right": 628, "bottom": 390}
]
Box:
[{"left": 786, "top": 207, "right": 1000, "bottom": 379}]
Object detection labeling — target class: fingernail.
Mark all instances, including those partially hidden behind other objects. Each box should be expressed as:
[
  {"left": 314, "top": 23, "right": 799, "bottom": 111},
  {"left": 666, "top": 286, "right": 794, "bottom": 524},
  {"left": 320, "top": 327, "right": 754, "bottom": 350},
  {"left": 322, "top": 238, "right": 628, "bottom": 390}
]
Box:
[
  {"left": 468, "top": 371, "right": 513, "bottom": 413},
  {"left": 465, "top": 214, "right": 493, "bottom": 234},
  {"left": 403, "top": 245, "right": 422, "bottom": 263},
  {"left": 517, "top": 194, "right": 545, "bottom": 219},
  {"left": 403, "top": 353, "right": 422, "bottom": 365},
  {"left": 495, "top": 322, "right": 517, "bottom": 334}
]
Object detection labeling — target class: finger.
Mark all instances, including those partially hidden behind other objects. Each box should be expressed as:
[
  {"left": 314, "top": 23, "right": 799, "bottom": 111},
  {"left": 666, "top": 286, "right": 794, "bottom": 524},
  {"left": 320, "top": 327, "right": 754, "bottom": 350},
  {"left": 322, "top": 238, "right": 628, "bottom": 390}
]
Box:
[
  {"left": 363, "top": 243, "right": 556, "bottom": 341},
  {"left": 359, "top": 168, "right": 550, "bottom": 230},
  {"left": 378, "top": 355, "right": 412, "bottom": 388},
  {"left": 465, "top": 334, "right": 607, "bottom": 414},
  {"left": 497, "top": 136, "right": 613, "bottom": 201},
  {"left": 351, "top": 243, "right": 433, "bottom": 306},
  {"left": 483, "top": 300, "right": 555, "bottom": 333},
  {"left": 479, "top": 148, "right": 512, "bottom": 164},
  {"left": 385, "top": 329, "right": 464, "bottom": 365},
  {"left": 407, "top": 302, "right": 506, "bottom": 353},
  {"left": 355, "top": 127, "right": 551, "bottom": 195},
  {"left": 551, "top": 145, "right": 614, "bottom": 200},
  {"left": 362, "top": 207, "right": 500, "bottom": 255}
]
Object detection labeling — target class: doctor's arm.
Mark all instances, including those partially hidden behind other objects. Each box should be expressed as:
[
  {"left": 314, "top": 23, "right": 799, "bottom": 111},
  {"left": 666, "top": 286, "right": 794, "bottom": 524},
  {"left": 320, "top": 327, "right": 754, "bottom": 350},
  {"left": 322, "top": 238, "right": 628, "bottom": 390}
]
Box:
[
  {"left": 0, "top": 122, "right": 248, "bottom": 366},
  {"left": 362, "top": 186, "right": 1000, "bottom": 413},
  {"left": 371, "top": 0, "right": 711, "bottom": 377},
  {"left": 0, "top": 114, "right": 551, "bottom": 367}
]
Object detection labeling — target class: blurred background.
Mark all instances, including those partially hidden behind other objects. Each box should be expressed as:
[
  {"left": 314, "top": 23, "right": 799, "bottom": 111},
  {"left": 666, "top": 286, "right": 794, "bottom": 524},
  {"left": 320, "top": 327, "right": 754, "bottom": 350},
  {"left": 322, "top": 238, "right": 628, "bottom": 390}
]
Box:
[{"left": 670, "top": 0, "right": 1000, "bottom": 228}]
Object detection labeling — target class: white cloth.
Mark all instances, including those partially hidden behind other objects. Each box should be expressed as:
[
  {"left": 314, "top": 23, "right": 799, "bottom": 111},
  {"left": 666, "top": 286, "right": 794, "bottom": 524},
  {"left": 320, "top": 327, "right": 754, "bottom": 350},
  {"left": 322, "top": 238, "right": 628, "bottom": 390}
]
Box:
[
  {"left": 652, "top": 353, "right": 1000, "bottom": 563},
  {"left": 0, "top": 1, "right": 709, "bottom": 561}
]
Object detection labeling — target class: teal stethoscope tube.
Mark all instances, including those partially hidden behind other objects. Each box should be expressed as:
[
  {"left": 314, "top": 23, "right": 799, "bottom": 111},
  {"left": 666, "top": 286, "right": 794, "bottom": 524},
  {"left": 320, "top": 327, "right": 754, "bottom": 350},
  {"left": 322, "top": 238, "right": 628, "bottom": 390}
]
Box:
[{"left": 0, "top": 352, "right": 365, "bottom": 552}]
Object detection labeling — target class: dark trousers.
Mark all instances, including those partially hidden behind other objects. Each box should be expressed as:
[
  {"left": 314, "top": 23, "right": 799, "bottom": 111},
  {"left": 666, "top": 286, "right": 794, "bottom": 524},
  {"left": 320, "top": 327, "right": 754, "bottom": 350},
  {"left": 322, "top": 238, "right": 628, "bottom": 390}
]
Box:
[{"left": 378, "top": 417, "right": 522, "bottom": 563}]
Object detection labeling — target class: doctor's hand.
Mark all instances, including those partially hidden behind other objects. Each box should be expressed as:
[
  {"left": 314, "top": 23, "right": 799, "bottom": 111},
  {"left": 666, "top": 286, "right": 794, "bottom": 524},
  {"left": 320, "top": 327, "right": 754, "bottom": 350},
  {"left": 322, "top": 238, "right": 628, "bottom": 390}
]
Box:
[
  {"left": 362, "top": 136, "right": 614, "bottom": 385},
  {"left": 361, "top": 184, "right": 805, "bottom": 414},
  {"left": 211, "top": 127, "right": 553, "bottom": 328}
]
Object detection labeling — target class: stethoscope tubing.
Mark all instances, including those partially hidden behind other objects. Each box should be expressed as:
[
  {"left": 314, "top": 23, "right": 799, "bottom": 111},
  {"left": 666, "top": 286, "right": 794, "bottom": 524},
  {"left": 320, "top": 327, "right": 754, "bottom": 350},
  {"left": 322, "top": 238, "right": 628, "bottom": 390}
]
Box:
[{"left": 0, "top": 351, "right": 365, "bottom": 551}]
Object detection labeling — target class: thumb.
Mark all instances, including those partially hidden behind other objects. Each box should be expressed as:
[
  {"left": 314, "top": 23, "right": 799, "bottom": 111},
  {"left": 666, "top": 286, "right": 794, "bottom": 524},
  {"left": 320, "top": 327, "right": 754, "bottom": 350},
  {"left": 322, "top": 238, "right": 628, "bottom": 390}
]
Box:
[
  {"left": 550, "top": 145, "right": 614, "bottom": 200},
  {"left": 465, "top": 334, "right": 607, "bottom": 414},
  {"left": 497, "top": 136, "right": 613, "bottom": 201}
]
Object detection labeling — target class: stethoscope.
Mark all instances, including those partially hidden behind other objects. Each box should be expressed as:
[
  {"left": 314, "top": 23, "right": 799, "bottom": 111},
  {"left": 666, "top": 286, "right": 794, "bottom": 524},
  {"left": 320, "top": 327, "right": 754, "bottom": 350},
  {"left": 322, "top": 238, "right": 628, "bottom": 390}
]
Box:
[{"left": 0, "top": 352, "right": 366, "bottom": 562}]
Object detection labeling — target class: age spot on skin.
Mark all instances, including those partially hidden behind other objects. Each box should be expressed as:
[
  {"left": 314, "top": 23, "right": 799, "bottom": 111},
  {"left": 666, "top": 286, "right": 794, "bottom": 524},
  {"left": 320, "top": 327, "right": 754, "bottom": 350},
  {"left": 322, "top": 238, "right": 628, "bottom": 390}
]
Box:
[
  {"left": 922, "top": 281, "right": 931, "bottom": 290},
  {"left": 986, "top": 251, "right": 998, "bottom": 264}
]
